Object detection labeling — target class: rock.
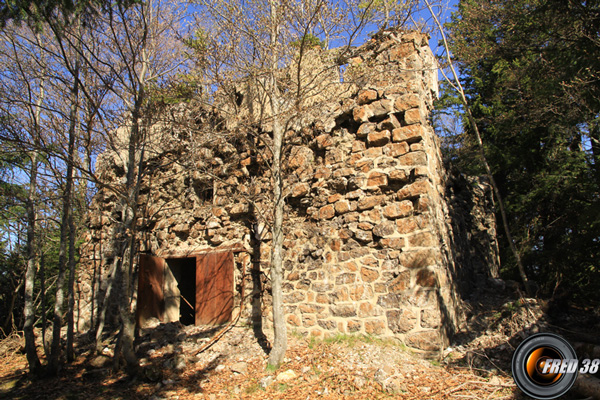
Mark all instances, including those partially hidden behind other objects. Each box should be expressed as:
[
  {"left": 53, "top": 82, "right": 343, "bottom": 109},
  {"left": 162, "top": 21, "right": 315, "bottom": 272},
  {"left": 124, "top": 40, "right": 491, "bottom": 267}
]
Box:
[
  {"left": 357, "top": 89, "right": 378, "bottom": 104},
  {"left": 260, "top": 375, "right": 275, "bottom": 388},
  {"left": 367, "top": 130, "right": 391, "bottom": 147},
  {"left": 231, "top": 361, "right": 248, "bottom": 375},
  {"left": 215, "top": 364, "right": 226, "bottom": 372},
  {"left": 392, "top": 125, "right": 424, "bottom": 143},
  {"left": 404, "top": 108, "right": 421, "bottom": 125},
  {"left": 276, "top": 369, "right": 298, "bottom": 382}
]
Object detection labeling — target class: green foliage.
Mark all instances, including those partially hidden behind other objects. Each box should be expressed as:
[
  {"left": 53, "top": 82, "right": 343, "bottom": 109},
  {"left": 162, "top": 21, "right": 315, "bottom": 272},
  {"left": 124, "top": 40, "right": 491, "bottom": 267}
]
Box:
[
  {"left": 290, "top": 34, "right": 325, "bottom": 50},
  {"left": 442, "top": 0, "right": 600, "bottom": 303}
]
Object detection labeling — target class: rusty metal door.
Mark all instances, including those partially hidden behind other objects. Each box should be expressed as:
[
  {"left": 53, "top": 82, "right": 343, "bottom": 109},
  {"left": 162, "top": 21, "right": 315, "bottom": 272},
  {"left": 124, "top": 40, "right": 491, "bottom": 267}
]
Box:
[
  {"left": 136, "top": 254, "right": 165, "bottom": 327},
  {"left": 195, "top": 252, "right": 233, "bottom": 325}
]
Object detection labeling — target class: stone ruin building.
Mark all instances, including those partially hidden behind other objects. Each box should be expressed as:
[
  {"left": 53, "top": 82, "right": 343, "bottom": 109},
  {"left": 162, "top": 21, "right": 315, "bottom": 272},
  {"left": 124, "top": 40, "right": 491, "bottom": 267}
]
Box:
[{"left": 76, "top": 29, "right": 500, "bottom": 351}]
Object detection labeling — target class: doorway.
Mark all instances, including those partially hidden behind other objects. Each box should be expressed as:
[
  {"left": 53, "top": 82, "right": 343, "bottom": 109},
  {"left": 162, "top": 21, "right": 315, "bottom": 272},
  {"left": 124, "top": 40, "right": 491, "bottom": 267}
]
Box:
[
  {"left": 165, "top": 257, "right": 196, "bottom": 325},
  {"left": 136, "top": 251, "right": 234, "bottom": 328}
]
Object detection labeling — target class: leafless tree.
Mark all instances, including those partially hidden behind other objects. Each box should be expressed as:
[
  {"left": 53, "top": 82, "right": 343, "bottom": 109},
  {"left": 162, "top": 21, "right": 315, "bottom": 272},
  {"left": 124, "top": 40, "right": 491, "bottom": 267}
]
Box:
[{"left": 194, "top": 0, "right": 377, "bottom": 367}]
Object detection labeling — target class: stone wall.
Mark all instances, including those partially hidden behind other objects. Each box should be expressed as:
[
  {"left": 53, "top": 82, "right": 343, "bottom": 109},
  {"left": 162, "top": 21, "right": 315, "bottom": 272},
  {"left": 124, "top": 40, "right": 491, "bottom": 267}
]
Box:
[{"left": 77, "top": 29, "right": 499, "bottom": 351}]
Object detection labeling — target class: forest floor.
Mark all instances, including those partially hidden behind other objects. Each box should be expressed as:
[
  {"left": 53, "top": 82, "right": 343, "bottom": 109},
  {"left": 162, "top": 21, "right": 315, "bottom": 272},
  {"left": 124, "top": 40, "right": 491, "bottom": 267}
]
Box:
[{"left": 0, "top": 288, "right": 598, "bottom": 400}]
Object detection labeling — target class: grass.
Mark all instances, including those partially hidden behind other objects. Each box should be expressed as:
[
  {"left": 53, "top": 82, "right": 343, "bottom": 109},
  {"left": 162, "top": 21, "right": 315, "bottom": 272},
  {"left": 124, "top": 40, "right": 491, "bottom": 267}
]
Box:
[
  {"left": 244, "top": 383, "right": 263, "bottom": 394},
  {"left": 265, "top": 364, "right": 278, "bottom": 373},
  {"left": 320, "top": 333, "right": 401, "bottom": 348},
  {"left": 276, "top": 383, "right": 289, "bottom": 392}
]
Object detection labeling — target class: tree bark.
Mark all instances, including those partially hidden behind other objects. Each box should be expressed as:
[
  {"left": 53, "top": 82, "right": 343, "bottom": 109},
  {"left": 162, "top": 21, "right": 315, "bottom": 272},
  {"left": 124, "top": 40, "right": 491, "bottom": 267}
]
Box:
[
  {"left": 266, "top": 0, "right": 287, "bottom": 368},
  {"left": 48, "top": 52, "right": 80, "bottom": 375},
  {"left": 23, "top": 150, "right": 42, "bottom": 375}
]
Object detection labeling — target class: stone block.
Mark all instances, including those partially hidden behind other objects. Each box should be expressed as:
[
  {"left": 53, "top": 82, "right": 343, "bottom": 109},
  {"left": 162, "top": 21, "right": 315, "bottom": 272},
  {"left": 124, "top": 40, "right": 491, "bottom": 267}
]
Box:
[
  {"left": 405, "top": 330, "right": 442, "bottom": 351},
  {"left": 398, "top": 151, "right": 427, "bottom": 166},
  {"left": 378, "top": 114, "right": 402, "bottom": 130},
  {"left": 358, "top": 222, "right": 373, "bottom": 231},
  {"left": 356, "top": 159, "right": 374, "bottom": 173},
  {"left": 373, "top": 220, "right": 396, "bottom": 237},
  {"left": 332, "top": 286, "right": 350, "bottom": 302},
  {"left": 359, "top": 209, "right": 382, "bottom": 224},
  {"left": 377, "top": 293, "right": 401, "bottom": 308},
  {"left": 291, "top": 182, "right": 310, "bottom": 197},
  {"left": 357, "top": 122, "right": 377, "bottom": 137},
  {"left": 353, "top": 105, "right": 373, "bottom": 122},
  {"left": 364, "top": 147, "right": 383, "bottom": 158},
  {"left": 388, "top": 169, "right": 409, "bottom": 182},
  {"left": 336, "top": 273, "right": 356, "bottom": 285},
  {"left": 342, "top": 261, "right": 358, "bottom": 272},
  {"left": 357, "top": 89, "right": 378, "bottom": 104},
  {"left": 316, "top": 294, "right": 329, "bottom": 303},
  {"left": 335, "top": 199, "right": 354, "bottom": 214},
  {"left": 396, "top": 215, "right": 427, "bottom": 234},
  {"left": 315, "top": 133, "right": 333, "bottom": 149},
  {"left": 404, "top": 108, "right": 421, "bottom": 125},
  {"left": 358, "top": 195, "right": 386, "bottom": 210},
  {"left": 405, "top": 289, "right": 437, "bottom": 307},
  {"left": 325, "top": 148, "right": 344, "bottom": 165},
  {"left": 370, "top": 99, "right": 394, "bottom": 117},
  {"left": 319, "top": 204, "right": 336, "bottom": 220},
  {"left": 328, "top": 193, "right": 343, "bottom": 203},
  {"left": 420, "top": 309, "right": 441, "bottom": 329},
  {"left": 318, "top": 319, "right": 337, "bottom": 331},
  {"left": 386, "top": 309, "right": 417, "bottom": 333},
  {"left": 283, "top": 291, "right": 305, "bottom": 303},
  {"left": 389, "top": 42, "right": 415, "bottom": 61},
  {"left": 331, "top": 304, "right": 357, "bottom": 317},
  {"left": 408, "top": 232, "right": 437, "bottom": 247},
  {"left": 360, "top": 267, "right": 379, "bottom": 282},
  {"left": 287, "top": 314, "right": 301, "bottom": 326},
  {"left": 312, "top": 282, "right": 333, "bottom": 292},
  {"left": 399, "top": 249, "right": 436, "bottom": 269},
  {"left": 354, "top": 229, "right": 373, "bottom": 243},
  {"left": 410, "top": 142, "right": 424, "bottom": 152},
  {"left": 366, "top": 171, "right": 388, "bottom": 188},
  {"left": 358, "top": 302, "right": 380, "bottom": 317},
  {"left": 392, "top": 125, "right": 424, "bottom": 143},
  {"left": 383, "top": 142, "right": 410, "bottom": 157},
  {"left": 367, "top": 130, "right": 391, "bottom": 147},
  {"left": 365, "top": 320, "right": 386, "bottom": 335},
  {"left": 397, "top": 179, "right": 431, "bottom": 200},
  {"left": 416, "top": 268, "right": 437, "bottom": 287},
  {"left": 350, "top": 284, "right": 374, "bottom": 300},
  {"left": 303, "top": 314, "right": 317, "bottom": 327},
  {"left": 347, "top": 320, "right": 362, "bottom": 332},
  {"left": 388, "top": 271, "right": 411, "bottom": 292},
  {"left": 383, "top": 201, "right": 413, "bottom": 219},
  {"left": 394, "top": 94, "right": 420, "bottom": 112},
  {"left": 352, "top": 140, "right": 366, "bottom": 153},
  {"left": 314, "top": 166, "right": 332, "bottom": 179},
  {"left": 380, "top": 237, "right": 406, "bottom": 249},
  {"left": 289, "top": 146, "right": 314, "bottom": 169}
]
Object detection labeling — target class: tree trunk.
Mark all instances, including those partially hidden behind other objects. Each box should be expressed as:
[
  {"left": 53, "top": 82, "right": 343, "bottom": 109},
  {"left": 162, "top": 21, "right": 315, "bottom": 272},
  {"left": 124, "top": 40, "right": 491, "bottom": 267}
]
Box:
[
  {"left": 40, "top": 253, "right": 49, "bottom": 356},
  {"left": 66, "top": 196, "right": 77, "bottom": 362},
  {"left": 267, "top": 118, "right": 287, "bottom": 367},
  {"left": 266, "top": 0, "right": 287, "bottom": 367},
  {"left": 95, "top": 257, "right": 118, "bottom": 353},
  {"left": 23, "top": 150, "right": 42, "bottom": 375},
  {"left": 66, "top": 61, "right": 80, "bottom": 363},
  {"left": 48, "top": 59, "right": 79, "bottom": 374}
]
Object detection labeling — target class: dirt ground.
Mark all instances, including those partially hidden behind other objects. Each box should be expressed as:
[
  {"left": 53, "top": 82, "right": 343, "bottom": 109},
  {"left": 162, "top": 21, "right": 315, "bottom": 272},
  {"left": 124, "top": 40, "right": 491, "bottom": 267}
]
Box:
[{"left": 1, "top": 291, "right": 598, "bottom": 400}]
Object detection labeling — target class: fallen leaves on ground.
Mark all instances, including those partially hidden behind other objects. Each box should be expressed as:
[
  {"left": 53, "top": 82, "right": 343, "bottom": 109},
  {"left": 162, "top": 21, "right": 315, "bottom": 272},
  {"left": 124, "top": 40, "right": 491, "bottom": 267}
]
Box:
[{"left": 0, "top": 327, "right": 521, "bottom": 400}]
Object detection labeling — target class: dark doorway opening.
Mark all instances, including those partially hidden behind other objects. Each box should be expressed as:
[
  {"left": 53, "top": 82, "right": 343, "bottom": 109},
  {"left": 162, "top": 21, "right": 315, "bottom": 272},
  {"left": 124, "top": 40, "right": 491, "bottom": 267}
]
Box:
[{"left": 166, "top": 257, "right": 196, "bottom": 325}]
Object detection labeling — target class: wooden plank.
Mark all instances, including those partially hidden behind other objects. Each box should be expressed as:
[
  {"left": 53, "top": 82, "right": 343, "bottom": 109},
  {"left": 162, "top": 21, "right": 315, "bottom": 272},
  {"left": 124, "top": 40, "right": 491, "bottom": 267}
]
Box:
[
  {"left": 136, "top": 254, "right": 165, "bottom": 327},
  {"left": 195, "top": 252, "right": 233, "bottom": 325}
]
